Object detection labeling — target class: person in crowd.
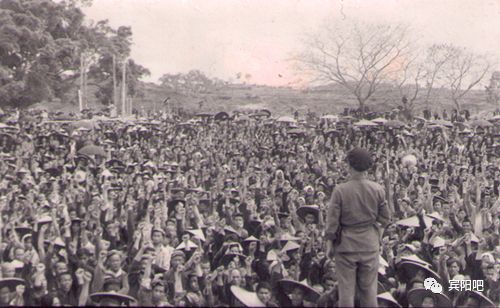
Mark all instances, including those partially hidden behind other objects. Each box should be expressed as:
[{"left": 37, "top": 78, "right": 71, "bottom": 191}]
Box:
[{"left": 0, "top": 106, "right": 498, "bottom": 307}]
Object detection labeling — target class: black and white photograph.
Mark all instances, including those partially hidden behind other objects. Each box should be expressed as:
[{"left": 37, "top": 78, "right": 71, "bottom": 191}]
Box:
[{"left": 0, "top": 0, "right": 499, "bottom": 307}]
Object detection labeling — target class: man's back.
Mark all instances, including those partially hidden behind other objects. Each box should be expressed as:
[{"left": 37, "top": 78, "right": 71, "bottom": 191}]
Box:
[
  {"left": 326, "top": 176, "right": 390, "bottom": 252},
  {"left": 325, "top": 148, "right": 391, "bottom": 308}
]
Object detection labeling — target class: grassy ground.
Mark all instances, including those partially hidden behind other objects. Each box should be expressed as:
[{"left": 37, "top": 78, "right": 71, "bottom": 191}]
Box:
[
  {"left": 33, "top": 81, "right": 497, "bottom": 117},
  {"left": 137, "top": 82, "right": 495, "bottom": 116}
]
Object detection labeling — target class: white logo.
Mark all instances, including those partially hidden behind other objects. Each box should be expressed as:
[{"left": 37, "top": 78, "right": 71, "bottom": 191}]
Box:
[
  {"left": 424, "top": 277, "right": 443, "bottom": 294},
  {"left": 448, "top": 279, "right": 484, "bottom": 292}
]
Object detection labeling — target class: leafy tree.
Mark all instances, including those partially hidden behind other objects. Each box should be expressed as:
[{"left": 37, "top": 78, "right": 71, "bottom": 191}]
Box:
[
  {"left": 159, "top": 70, "right": 214, "bottom": 96},
  {"left": 0, "top": 0, "right": 149, "bottom": 107},
  {"left": 84, "top": 23, "right": 150, "bottom": 105},
  {"left": 90, "top": 56, "right": 150, "bottom": 105}
]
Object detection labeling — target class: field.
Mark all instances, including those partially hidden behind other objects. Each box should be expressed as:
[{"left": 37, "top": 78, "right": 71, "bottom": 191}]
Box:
[
  {"left": 30, "top": 81, "right": 496, "bottom": 117},
  {"left": 137, "top": 82, "right": 495, "bottom": 116}
]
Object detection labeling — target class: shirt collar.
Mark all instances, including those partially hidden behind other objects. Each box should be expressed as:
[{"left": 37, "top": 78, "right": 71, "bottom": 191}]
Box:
[{"left": 350, "top": 172, "right": 366, "bottom": 180}]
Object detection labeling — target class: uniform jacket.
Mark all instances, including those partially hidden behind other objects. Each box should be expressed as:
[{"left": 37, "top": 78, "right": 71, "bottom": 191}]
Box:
[{"left": 325, "top": 174, "right": 390, "bottom": 252}]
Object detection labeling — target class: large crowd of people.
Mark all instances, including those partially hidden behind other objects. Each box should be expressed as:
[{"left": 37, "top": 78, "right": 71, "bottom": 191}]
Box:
[{"left": 0, "top": 106, "right": 498, "bottom": 307}]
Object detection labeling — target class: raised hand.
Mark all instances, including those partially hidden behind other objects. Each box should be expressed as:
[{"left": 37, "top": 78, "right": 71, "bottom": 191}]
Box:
[
  {"left": 15, "top": 284, "right": 25, "bottom": 297},
  {"left": 75, "top": 268, "right": 85, "bottom": 284},
  {"left": 83, "top": 271, "right": 93, "bottom": 284}
]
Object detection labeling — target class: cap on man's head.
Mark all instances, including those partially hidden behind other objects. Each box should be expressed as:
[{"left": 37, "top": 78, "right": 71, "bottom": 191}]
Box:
[
  {"left": 346, "top": 148, "right": 373, "bottom": 172},
  {"left": 171, "top": 250, "right": 186, "bottom": 260}
]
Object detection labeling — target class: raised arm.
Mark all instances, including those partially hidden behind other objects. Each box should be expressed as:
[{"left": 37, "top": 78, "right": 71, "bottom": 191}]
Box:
[
  {"left": 78, "top": 271, "right": 92, "bottom": 306},
  {"left": 37, "top": 224, "right": 48, "bottom": 263}
]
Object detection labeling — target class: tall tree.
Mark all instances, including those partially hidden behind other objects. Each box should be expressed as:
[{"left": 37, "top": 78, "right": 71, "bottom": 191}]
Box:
[
  {"left": 420, "top": 44, "right": 457, "bottom": 108},
  {"left": 297, "top": 22, "right": 414, "bottom": 114},
  {"left": 85, "top": 23, "right": 150, "bottom": 105},
  {"left": 387, "top": 51, "right": 423, "bottom": 118},
  {"left": 0, "top": 0, "right": 82, "bottom": 106},
  {"left": 485, "top": 71, "right": 500, "bottom": 108},
  {"left": 439, "top": 46, "right": 492, "bottom": 110},
  {"left": 0, "top": 0, "right": 149, "bottom": 108}
]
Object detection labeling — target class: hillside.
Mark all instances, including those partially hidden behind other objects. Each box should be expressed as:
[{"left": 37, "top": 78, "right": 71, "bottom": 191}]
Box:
[
  {"left": 136, "top": 81, "right": 494, "bottom": 116},
  {"left": 31, "top": 81, "right": 495, "bottom": 116}
]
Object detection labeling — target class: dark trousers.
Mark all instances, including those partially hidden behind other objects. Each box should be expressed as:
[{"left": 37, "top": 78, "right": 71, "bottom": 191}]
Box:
[{"left": 335, "top": 250, "right": 379, "bottom": 307}]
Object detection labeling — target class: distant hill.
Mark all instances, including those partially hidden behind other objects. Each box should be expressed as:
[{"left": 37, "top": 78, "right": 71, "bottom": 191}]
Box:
[
  {"left": 136, "top": 81, "right": 494, "bottom": 116},
  {"left": 32, "top": 80, "right": 495, "bottom": 116}
]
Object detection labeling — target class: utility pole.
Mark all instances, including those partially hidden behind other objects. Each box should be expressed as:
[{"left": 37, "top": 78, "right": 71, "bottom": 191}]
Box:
[
  {"left": 78, "top": 89, "right": 83, "bottom": 112},
  {"left": 83, "top": 56, "right": 88, "bottom": 109},
  {"left": 129, "top": 96, "right": 133, "bottom": 116},
  {"left": 121, "top": 59, "right": 127, "bottom": 117},
  {"left": 79, "top": 54, "right": 84, "bottom": 112},
  {"left": 112, "top": 54, "right": 117, "bottom": 107}
]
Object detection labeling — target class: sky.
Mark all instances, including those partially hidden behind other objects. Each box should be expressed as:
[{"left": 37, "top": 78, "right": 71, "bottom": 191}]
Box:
[{"left": 83, "top": 0, "right": 500, "bottom": 87}]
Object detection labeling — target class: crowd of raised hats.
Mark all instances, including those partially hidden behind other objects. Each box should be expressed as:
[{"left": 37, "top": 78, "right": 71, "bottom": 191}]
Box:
[{"left": 0, "top": 106, "right": 498, "bottom": 307}]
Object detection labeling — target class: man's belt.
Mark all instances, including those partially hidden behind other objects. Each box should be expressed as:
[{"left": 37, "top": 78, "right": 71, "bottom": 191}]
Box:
[
  {"left": 333, "top": 220, "right": 376, "bottom": 246},
  {"left": 341, "top": 219, "right": 377, "bottom": 229}
]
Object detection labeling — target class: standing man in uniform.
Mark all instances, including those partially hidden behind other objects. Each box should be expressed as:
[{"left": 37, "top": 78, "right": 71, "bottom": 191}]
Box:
[{"left": 325, "top": 148, "right": 391, "bottom": 307}]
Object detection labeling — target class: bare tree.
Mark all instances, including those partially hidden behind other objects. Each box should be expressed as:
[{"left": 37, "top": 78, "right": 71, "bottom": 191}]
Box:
[
  {"left": 297, "top": 22, "right": 414, "bottom": 114},
  {"left": 439, "top": 46, "right": 492, "bottom": 110},
  {"left": 390, "top": 45, "right": 455, "bottom": 117},
  {"left": 485, "top": 71, "right": 500, "bottom": 108},
  {"left": 421, "top": 44, "right": 457, "bottom": 108},
  {"left": 387, "top": 51, "right": 423, "bottom": 118}
]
